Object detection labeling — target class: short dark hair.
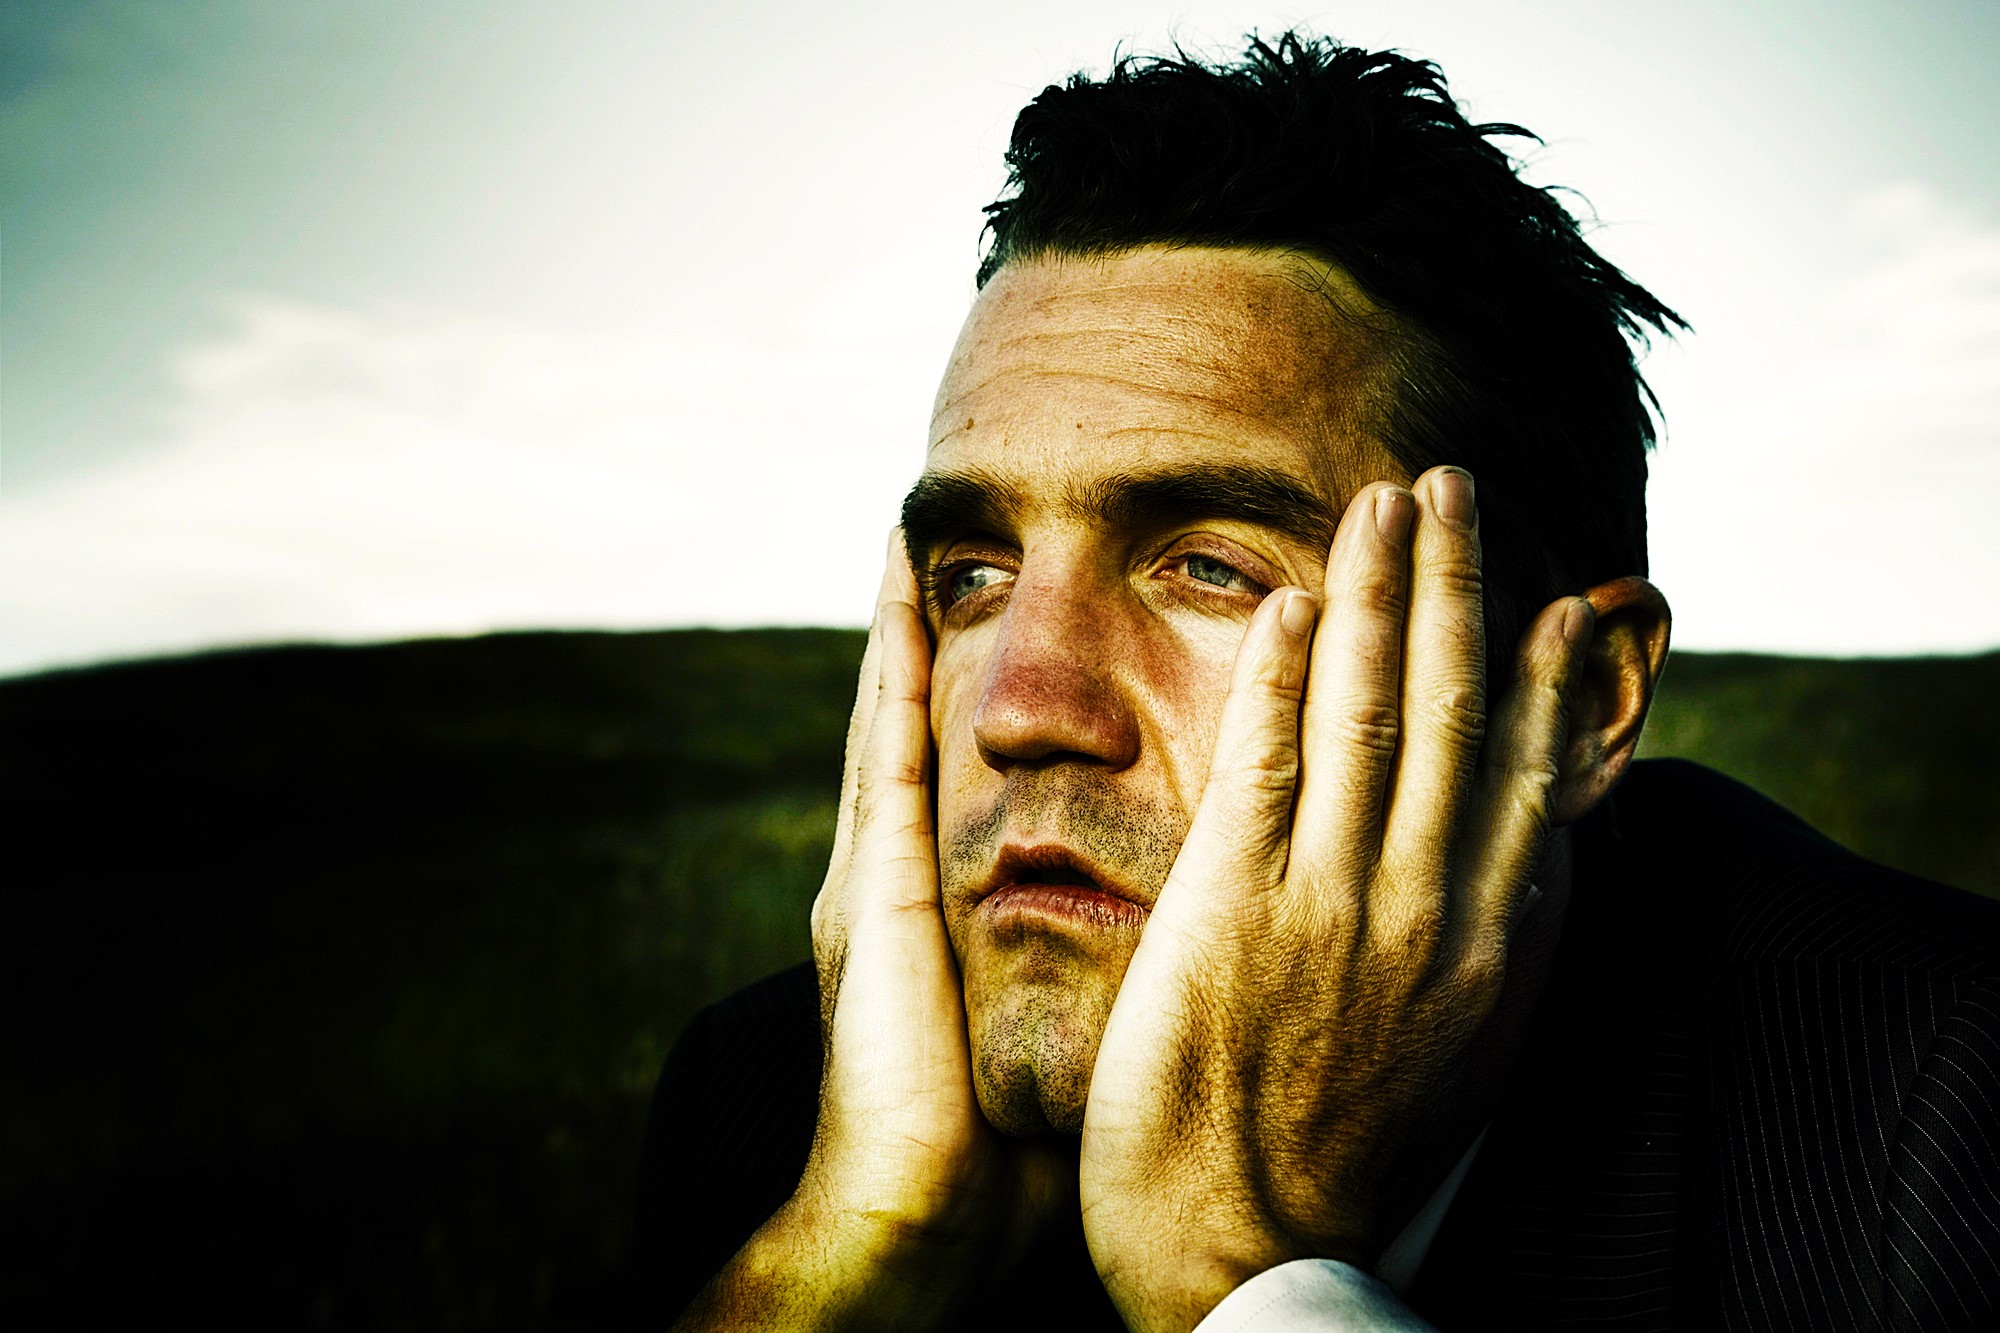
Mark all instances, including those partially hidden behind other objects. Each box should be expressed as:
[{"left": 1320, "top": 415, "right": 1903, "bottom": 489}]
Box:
[{"left": 978, "top": 32, "right": 1687, "bottom": 665}]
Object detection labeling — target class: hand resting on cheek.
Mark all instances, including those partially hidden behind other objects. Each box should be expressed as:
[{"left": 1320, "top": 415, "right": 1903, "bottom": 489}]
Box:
[{"left": 1080, "top": 466, "right": 1597, "bottom": 1333}]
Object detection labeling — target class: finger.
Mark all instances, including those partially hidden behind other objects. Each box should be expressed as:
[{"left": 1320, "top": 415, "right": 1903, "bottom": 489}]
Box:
[
  {"left": 1381, "top": 466, "right": 1485, "bottom": 881},
  {"left": 814, "top": 528, "right": 916, "bottom": 938},
  {"left": 847, "top": 587, "right": 941, "bottom": 920},
  {"left": 1156, "top": 585, "right": 1318, "bottom": 918},
  {"left": 1290, "top": 482, "right": 1415, "bottom": 878},
  {"left": 1464, "top": 595, "right": 1593, "bottom": 937},
  {"left": 849, "top": 529, "right": 923, "bottom": 818}
]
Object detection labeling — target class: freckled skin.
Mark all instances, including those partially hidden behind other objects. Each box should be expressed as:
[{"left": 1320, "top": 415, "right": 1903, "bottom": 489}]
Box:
[{"left": 925, "top": 247, "right": 1414, "bottom": 1135}]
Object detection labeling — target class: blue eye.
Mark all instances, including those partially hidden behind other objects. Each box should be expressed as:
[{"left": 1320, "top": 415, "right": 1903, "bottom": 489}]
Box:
[
  {"left": 947, "top": 564, "right": 1006, "bottom": 604},
  {"left": 1185, "top": 553, "right": 1257, "bottom": 593}
]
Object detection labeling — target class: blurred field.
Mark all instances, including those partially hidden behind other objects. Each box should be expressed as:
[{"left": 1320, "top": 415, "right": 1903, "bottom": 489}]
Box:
[{"left": 4, "top": 629, "right": 1995, "bottom": 1327}]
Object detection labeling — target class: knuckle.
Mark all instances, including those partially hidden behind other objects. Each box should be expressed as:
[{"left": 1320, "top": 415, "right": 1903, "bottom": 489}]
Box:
[
  {"left": 1425, "top": 683, "right": 1486, "bottom": 746},
  {"left": 1424, "top": 556, "right": 1485, "bottom": 601},
  {"left": 854, "top": 753, "right": 928, "bottom": 802},
  {"left": 1301, "top": 879, "right": 1364, "bottom": 939},
  {"left": 1334, "top": 700, "right": 1401, "bottom": 758},
  {"left": 1452, "top": 938, "right": 1509, "bottom": 1005},
  {"left": 1224, "top": 744, "right": 1301, "bottom": 795},
  {"left": 877, "top": 676, "right": 928, "bottom": 711},
  {"left": 1503, "top": 747, "right": 1563, "bottom": 801},
  {"left": 1385, "top": 901, "right": 1448, "bottom": 955},
  {"left": 1257, "top": 651, "right": 1308, "bottom": 701},
  {"left": 1502, "top": 779, "right": 1558, "bottom": 839},
  {"left": 1350, "top": 570, "right": 1407, "bottom": 620},
  {"left": 1508, "top": 669, "right": 1565, "bottom": 716},
  {"left": 881, "top": 754, "right": 929, "bottom": 789},
  {"left": 852, "top": 803, "right": 931, "bottom": 853},
  {"left": 881, "top": 844, "right": 939, "bottom": 877}
]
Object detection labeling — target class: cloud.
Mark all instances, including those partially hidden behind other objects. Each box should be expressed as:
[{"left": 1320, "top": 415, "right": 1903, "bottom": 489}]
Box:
[
  {"left": 0, "top": 239, "right": 970, "bottom": 675},
  {"left": 6, "top": 187, "right": 1995, "bottom": 675},
  {"left": 1647, "top": 184, "right": 2000, "bottom": 655}
]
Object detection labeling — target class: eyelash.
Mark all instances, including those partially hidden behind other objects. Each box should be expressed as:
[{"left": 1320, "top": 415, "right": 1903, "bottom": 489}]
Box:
[{"left": 922, "top": 550, "right": 1270, "bottom": 617}]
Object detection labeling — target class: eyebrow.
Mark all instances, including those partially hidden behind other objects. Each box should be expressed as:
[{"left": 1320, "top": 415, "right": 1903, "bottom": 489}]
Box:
[{"left": 899, "top": 462, "right": 1343, "bottom": 579}]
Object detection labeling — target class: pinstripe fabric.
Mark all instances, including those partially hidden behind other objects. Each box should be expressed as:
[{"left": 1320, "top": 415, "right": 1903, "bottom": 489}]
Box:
[
  {"left": 626, "top": 760, "right": 2000, "bottom": 1330},
  {"left": 1410, "top": 760, "right": 2000, "bottom": 1330}
]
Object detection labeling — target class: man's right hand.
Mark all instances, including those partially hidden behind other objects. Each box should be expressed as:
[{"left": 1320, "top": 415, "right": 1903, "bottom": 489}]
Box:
[{"left": 673, "top": 528, "right": 1071, "bottom": 1332}]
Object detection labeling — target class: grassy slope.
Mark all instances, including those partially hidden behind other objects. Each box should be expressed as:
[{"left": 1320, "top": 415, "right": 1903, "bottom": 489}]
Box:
[
  {"left": 1637, "top": 652, "right": 1999, "bottom": 895},
  {"left": 4, "top": 630, "right": 1993, "bottom": 1327},
  {"left": 5, "top": 630, "right": 861, "bottom": 1329}
]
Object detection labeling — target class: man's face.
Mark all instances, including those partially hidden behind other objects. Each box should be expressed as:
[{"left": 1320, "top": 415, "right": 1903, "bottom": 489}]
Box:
[{"left": 908, "top": 245, "right": 1409, "bottom": 1136}]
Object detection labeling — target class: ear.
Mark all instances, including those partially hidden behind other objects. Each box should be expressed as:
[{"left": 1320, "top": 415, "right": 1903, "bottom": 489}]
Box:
[{"left": 1549, "top": 576, "right": 1671, "bottom": 827}]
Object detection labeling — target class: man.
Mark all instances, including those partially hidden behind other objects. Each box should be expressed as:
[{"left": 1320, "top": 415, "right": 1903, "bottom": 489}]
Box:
[{"left": 628, "top": 34, "right": 2000, "bottom": 1331}]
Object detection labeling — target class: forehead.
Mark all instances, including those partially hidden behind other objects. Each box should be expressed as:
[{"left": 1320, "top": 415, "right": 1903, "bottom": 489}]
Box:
[{"left": 926, "top": 245, "right": 1397, "bottom": 501}]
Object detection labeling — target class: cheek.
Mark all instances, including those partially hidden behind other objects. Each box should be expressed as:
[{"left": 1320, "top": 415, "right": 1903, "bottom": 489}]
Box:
[
  {"left": 929, "top": 635, "right": 986, "bottom": 792},
  {"left": 1138, "top": 614, "right": 1251, "bottom": 811}
]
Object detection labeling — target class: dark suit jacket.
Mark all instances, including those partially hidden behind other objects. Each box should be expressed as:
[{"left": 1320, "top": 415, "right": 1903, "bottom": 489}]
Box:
[{"left": 626, "top": 760, "right": 2000, "bottom": 1330}]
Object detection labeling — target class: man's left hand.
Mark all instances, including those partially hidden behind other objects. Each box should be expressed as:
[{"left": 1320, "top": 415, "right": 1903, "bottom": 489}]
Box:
[{"left": 1077, "top": 466, "right": 1593, "bottom": 1333}]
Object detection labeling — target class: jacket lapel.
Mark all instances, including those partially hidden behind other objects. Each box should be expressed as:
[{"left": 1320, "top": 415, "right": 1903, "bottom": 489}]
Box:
[{"left": 1408, "top": 797, "right": 1703, "bottom": 1330}]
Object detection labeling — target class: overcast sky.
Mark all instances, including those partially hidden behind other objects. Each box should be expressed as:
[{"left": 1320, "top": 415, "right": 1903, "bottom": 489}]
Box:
[{"left": 4, "top": 0, "right": 1998, "bottom": 675}]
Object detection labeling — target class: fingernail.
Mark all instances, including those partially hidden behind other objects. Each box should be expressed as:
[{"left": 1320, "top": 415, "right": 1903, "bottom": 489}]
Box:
[
  {"left": 1280, "top": 590, "right": 1318, "bottom": 637},
  {"left": 1563, "top": 597, "right": 1595, "bottom": 647},
  {"left": 1374, "top": 487, "right": 1413, "bottom": 540},
  {"left": 1435, "top": 468, "right": 1476, "bottom": 530}
]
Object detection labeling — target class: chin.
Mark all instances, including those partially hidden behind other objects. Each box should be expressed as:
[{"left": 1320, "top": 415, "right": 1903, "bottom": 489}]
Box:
[{"left": 965, "top": 952, "right": 1122, "bottom": 1137}]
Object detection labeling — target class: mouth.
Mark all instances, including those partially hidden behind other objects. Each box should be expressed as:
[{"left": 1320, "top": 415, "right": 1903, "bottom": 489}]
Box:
[{"left": 975, "top": 843, "right": 1148, "bottom": 932}]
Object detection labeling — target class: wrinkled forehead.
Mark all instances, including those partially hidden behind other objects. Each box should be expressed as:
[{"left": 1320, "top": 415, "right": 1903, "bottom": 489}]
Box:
[{"left": 928, "top": 245, "right": 1396, "bottom": 486}]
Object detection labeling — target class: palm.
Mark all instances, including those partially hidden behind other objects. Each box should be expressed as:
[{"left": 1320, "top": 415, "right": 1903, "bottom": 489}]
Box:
[
  {"left": 1080, "top": 473, "right": 1594, "bottom": 1333},
  {"left": 802, "top": 529, "right": 1071, "bottom": 1294}
]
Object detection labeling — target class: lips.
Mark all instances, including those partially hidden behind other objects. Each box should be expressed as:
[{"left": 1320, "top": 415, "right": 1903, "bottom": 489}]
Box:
[{"left": 975, "top": 842, "right": 1148, "bottom": 930}]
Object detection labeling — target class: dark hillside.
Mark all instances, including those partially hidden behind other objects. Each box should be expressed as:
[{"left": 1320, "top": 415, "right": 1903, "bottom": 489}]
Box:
[
  {"left": 5, "top": 630, "right": 864, "bottom": 1330},
  {"left": 5, "top": 630, "right": 1994, "bottom": 1327},
  {"left": 1637, "top": 651, "right": 2000, "bottom": 895}
]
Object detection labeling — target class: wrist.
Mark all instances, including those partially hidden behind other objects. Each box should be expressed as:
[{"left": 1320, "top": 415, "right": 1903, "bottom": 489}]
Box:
[
  {"left": 1100, "top": 1215, "right": 1371, "bottom": 1333},
  {"left": 680, "top": 1185, "right": 983, "bottom": 1333}
]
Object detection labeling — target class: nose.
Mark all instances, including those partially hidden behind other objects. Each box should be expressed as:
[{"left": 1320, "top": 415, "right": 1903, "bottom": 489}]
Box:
[{"left": 970, "top": 561, "right": 1142, "bottom": 771}]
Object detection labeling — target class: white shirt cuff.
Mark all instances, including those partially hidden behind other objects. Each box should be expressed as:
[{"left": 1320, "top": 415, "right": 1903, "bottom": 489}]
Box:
[{"left": 1192, "top": 1260, "right": 1440, "bottom": 1333}]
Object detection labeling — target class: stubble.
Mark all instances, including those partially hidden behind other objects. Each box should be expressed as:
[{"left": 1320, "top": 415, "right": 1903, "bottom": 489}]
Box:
[{"left": 940, "top": 768, "right": 1188, "bottom": 1135}]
